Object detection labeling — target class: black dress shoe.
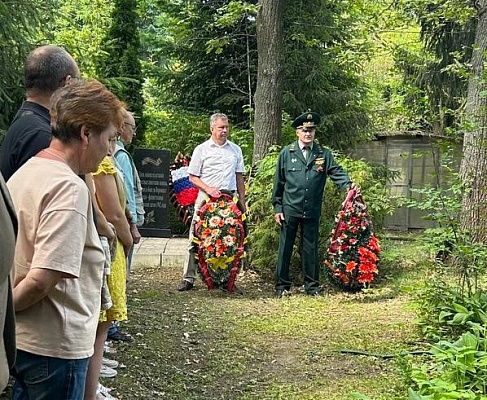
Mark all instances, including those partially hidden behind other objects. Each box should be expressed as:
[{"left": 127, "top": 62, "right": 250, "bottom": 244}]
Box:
[
  {"left": 108, "top": 329, "right": 132, "bottom": 342},
  {"left": 306, "top": 288, "right": 323, "bottom": 296},
  {"left": 177, "top": 280, "right": 194, "bottom": 291},
  {"left": 274, "top": 288, "right": 291, "bottom": 298}
]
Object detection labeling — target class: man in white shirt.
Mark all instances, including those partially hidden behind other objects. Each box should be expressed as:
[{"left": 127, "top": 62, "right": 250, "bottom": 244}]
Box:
[{"left": 177, "top": 113, "right": 246, "bottom": 291}]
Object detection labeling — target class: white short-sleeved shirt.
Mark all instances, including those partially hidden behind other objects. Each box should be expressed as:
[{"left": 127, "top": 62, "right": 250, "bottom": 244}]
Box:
[
  {"left": 188, "top": 138, "right": 245, "bottom": 190},
  {"left": 8, "top": 157, "right": 104, "bottom": 359}
]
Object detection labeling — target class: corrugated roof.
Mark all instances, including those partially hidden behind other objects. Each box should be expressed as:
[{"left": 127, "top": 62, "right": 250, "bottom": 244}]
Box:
[{"left": 375, "top": 130, "right": 460, "bottom": 139}]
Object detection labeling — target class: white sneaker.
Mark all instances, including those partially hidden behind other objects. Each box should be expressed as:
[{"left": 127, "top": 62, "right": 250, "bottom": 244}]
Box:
[
  {"left": 97, "top": 383, "right": 118, "bottom": 399},
  {"left": 103, "top": 342, "right": 117, "bottom": 356},
  {"left": 99, "top": 364, "right": 117, "bottom": 378},
  {"left": 102, "top": 357, "right": 119, "bottom": 369}
]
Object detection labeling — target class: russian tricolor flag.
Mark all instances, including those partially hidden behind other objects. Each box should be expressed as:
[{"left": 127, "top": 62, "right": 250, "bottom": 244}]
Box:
[{"left": 171, "top": 166, "right": 198, "bottom": 206}]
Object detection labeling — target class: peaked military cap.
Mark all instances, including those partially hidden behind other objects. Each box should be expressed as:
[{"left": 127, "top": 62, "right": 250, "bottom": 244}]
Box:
[{"left": 291, "top": 111, "right": 321, "bottom": 129}]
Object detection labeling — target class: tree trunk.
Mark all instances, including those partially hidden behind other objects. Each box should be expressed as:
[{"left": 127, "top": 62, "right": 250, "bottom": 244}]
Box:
[
  {"left": 459, "top": 1, "right": 487, "bottom": 243},
  {"left": 252, "top": 0, "right": 286, "bottom": 166}
]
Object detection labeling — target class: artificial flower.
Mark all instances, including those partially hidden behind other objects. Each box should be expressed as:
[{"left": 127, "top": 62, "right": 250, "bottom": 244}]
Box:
[
  {"left": 193, "top": 193, "right": 247, "bottom": 291},
  {"left": 224, "top": 235, "right": 235, "bottom": 246},
  {"left": 209, "top": 216, "right": 222, "bottom": 228},
  {"left": 201, "top": 228, "right": 212, "bottom": 239},
  {"left": 345, "top": 261, "right": 357, "bottom": 272},
  {"left": 325, "top": 189, "right": 380, "bottom": 290},
  {"left": 220, "top": 208, "right": 231, "bottom": 218}
]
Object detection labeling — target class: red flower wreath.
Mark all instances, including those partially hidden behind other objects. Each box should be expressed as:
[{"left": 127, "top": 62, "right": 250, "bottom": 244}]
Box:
[
  {"left": 324, "top": 188, "right": 380, "bottom": 290},
  {"left": 193, "top": 192, "right": 247, "bottom": 292}
]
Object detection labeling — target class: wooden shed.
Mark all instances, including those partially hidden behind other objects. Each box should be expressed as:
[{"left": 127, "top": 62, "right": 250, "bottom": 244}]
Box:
[{"left": 352, "top": 131, "right": 460, "bottom": 231}]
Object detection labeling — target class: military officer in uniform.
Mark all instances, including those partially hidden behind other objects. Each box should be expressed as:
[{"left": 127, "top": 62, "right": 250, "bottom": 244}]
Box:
[{"left": 272, "top": 112, "right": 353, "bottom": 298}]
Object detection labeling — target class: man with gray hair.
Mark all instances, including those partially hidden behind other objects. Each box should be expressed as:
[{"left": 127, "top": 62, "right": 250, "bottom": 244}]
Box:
[
  {"left": 0, "top": 45, "right": 80, "bottom": 180},
  {"left": 177, "top": 113, "right": 246, "bottom": 292}
]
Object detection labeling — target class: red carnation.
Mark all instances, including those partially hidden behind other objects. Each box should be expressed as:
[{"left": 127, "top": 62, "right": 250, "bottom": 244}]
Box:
[{"left": 345, "top": 261, "right": 357, "bottom": 272}]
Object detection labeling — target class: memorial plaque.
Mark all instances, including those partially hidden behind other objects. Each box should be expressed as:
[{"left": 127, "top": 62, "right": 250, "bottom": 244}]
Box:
[{"left": 133, "top": 148, "right": 172, "bottom": 237}]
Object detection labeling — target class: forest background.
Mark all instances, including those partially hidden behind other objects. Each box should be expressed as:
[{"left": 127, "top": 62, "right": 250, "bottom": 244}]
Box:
[
  {"left": 0, "top": 0, "right": 479, "bottom": 160},
  {"left": 3, "top": 0, "right": 487, "bottom": 248},
  {"left": 4, "top": 1, "right": 487, "bottom": 398}
]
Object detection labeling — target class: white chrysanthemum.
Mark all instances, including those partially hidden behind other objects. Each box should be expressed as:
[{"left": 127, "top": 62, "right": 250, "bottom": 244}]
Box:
[
  {"left": 209, "top": 216, "right": 222, "bottom": 228},
  {"left": 219, "top": 208, "right": 231, "bottom": 217},
  {"left": 223, "top": 235, "right": 235, "bottom": 246}
]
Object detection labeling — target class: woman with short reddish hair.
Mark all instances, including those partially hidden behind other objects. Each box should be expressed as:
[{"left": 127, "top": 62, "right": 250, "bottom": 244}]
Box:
[{"left": 8, "top": 79, "right": 124, "bottom": 400}]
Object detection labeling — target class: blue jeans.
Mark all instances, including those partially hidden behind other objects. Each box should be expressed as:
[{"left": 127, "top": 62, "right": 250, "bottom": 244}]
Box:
[{"left": 12, "top": 350, "right": 89, "bottom": 400}]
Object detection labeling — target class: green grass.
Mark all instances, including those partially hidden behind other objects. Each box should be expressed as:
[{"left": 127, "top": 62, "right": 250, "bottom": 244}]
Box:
[
  {"left": 0, "top": 236, "right": 431, "bottom": 400},
  {"left": 107, "top": 237, "right": 428, "bottom": 399}
]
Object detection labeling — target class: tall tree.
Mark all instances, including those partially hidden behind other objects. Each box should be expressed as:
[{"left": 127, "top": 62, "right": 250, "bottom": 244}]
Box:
[
  {"left": 142, "top": 0, "right": 372, "bottom": 158},
  {"left": 253, "top": 0, "right": 286, "bottom": 165},
  {"left": 397, "top": 0, "right": 476, "bottom": 134},
  {"left": 281, "top": 0, "right": 370, "bottom": 151},
  {"left": 147, "top": 0, "right": 258, "bottom": 126},
  {"left": 96, "top": 0, "right": 145, "bottom": 144},
  {"left": 459, "top": 0, "right": 487, "bottom": 243}
]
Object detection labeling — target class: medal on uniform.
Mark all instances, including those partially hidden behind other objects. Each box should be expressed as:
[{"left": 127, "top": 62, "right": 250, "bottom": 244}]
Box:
[{"left": 291, "top": 158, "right": 297, "bottom": 163}]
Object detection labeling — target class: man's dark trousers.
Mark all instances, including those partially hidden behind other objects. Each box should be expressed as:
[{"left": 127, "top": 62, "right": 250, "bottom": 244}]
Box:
[{"left": 275, "top": 215, "right": 320, "bottom": 293}]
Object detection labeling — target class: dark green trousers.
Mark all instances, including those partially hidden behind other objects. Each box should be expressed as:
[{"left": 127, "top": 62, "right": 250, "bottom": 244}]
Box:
[{"left": 275, "top": 215, "right": 320, "bottom": 293}]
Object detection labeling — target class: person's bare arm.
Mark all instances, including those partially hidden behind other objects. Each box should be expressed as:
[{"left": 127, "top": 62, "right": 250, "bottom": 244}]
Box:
[
  {"left": 189, "top": 174, "right": 221, "bottom": 197},
  {"left": 13, "top": 269, "right": 70, "bottom": 311},
  {"left": 85, "top": 174, "right": 115, "bottom": 241},
  {"left": 125, "top": 208, "right": 141, "bottom": 245},
  {"left": 236, "top": 172, "right": 246, "bottom": 212},
  {"left": 93, "top": 173, "right": 133, "bottom": 255}
]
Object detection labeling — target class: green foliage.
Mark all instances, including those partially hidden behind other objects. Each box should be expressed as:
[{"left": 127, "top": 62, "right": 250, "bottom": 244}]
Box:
[
  {"left": 360, "top": 0, "right": 424, "bottom": 133},
  {"left": 351, "top": 394, "right": 372, "bottom": 400},
  {"left": 246, "top": 147, "right": 394, "bottom": 282},
  {"left": 282, "top": 0, "right": 371, "bottom": 150},
  {"left": 143, "top": 106, "right": 253, "bottom": 167},
  {"left": 416, "top": 281, "right": 481, "bottom": 342},
  {"left": 96, "top": 0, "right": 145, "bottom": 144},
  {"left": 43, "top": 0, "right": 114, "bottom": 78},
  {"left": 406, "top": 144, "right": 487, "bottom": 295},
  {"left": 0, "top": 0, "right": 55, "bottom": 136},
  {"left": 408, "top": 329, "right": 487, "bottom": 399},
  {"left": 361, "top": 0, "right": 476, "bottom": 134},
  {"left": 144, "top": 108, "right": 209, "bottom": 158},
  {"left": 142, "top": 0, "right": 375, "bottom": 151},
  {"left": 336, "top": 156, "right": 395, "bottom": 230},
  {"left": 406, "top": 142, "right": 487, "bottom": 399},
  {"left": 365, "top": 26, "right": 424, "bottom": 133},
  {"left": 394, "top": 0, "right": 476, "bottom": 133},
  {"left": 144, "top": 0, "right": 258, "bottom": 127},
  {"left": 245, "top": 147, "right": 281, "bottom": 280}
]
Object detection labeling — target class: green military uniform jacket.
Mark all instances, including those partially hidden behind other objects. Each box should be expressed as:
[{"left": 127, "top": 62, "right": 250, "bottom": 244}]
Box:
[{"left": 272, "top": 141, "right": 351, "bottom": 219}]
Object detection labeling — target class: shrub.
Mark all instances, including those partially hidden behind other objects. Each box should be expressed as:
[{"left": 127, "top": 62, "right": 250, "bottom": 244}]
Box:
[{"left": 246, "top": 146, "right": 394, "bottom": 283}]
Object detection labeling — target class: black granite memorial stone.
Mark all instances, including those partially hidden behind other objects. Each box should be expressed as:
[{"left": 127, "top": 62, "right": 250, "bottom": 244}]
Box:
[{"left": 133, "top": 148, "right": 172, "bottom": 237}]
